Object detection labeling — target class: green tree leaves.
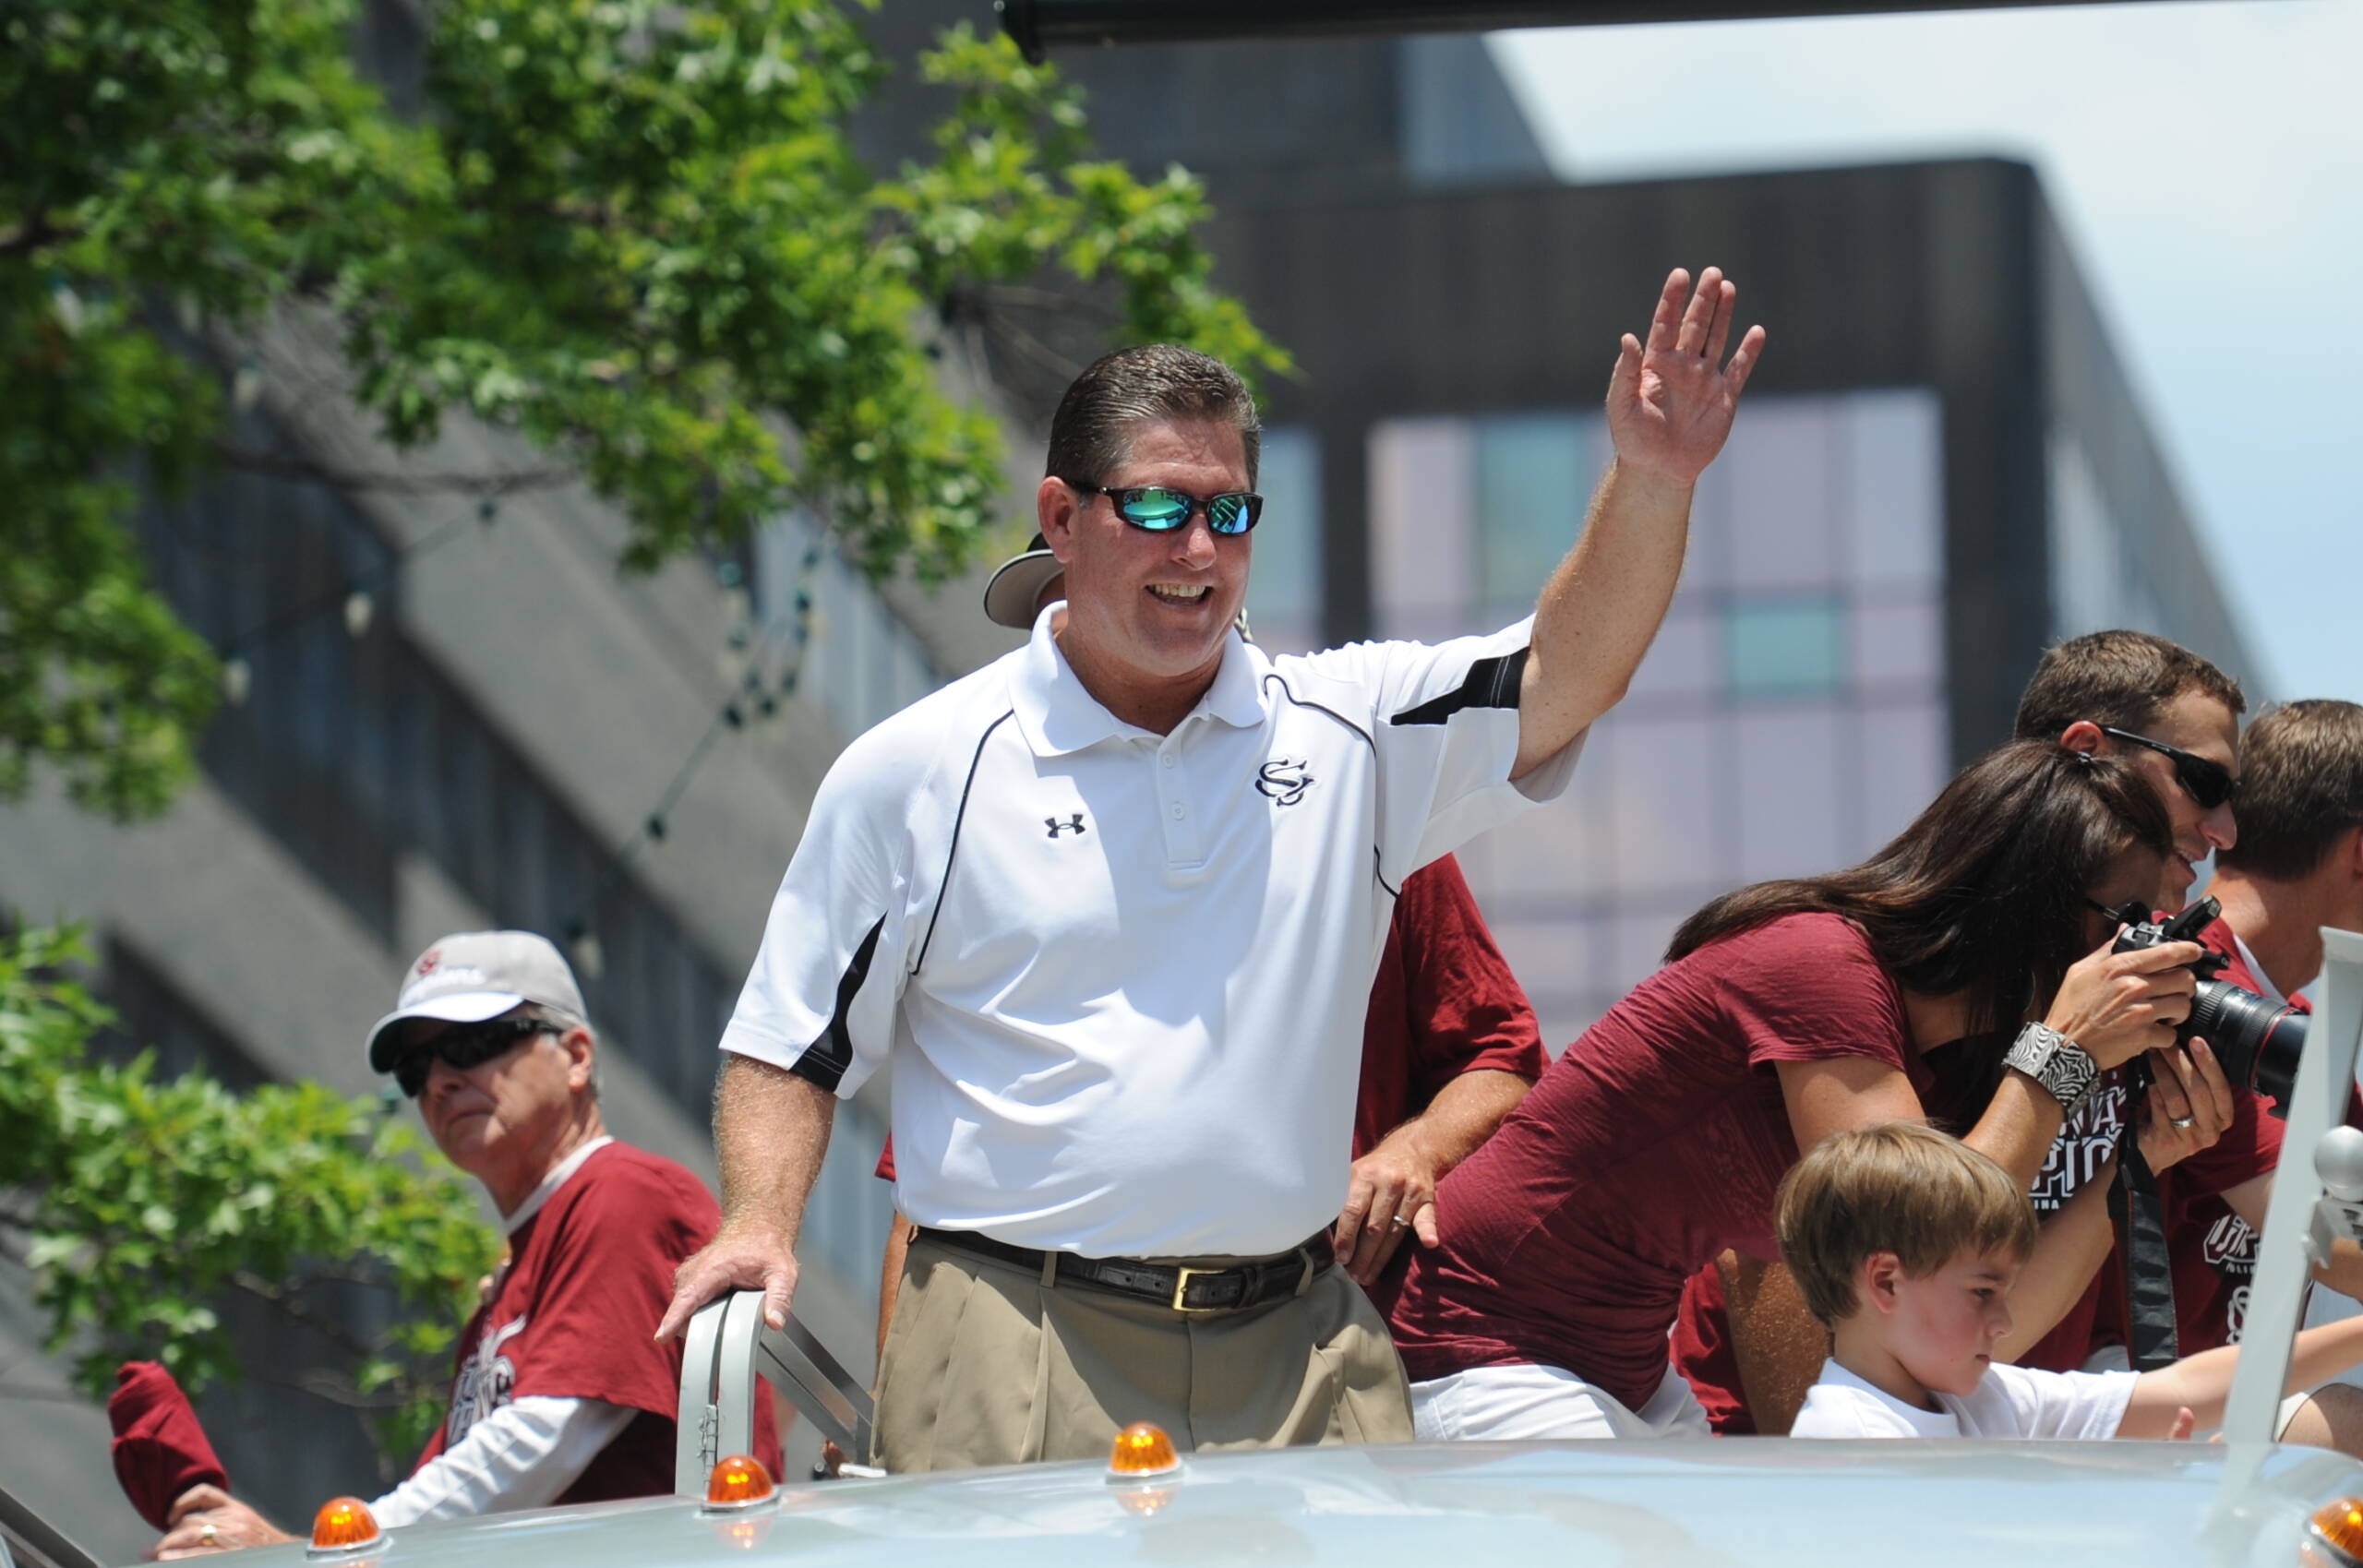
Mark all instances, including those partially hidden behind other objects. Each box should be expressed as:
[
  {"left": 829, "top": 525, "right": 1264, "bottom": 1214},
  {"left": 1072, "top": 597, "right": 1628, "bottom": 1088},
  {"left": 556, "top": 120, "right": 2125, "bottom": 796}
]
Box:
[{"left": 3, "top": 0, "right": 1285, "bottom": 814}]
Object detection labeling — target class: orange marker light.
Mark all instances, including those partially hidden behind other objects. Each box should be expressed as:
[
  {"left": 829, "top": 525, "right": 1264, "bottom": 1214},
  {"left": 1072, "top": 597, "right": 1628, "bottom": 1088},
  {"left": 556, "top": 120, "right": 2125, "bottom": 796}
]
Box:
[
  {"left": 2312, "top": 1500, "right": 2363, "bottom": 1564},
  {"left": 705, "top": 1454, "right": 777, "bottom": 1510},
  {"left": 1108, "top": 1421, "right": 1182, "bottom": 1479},
  {"left": 307, "top": 1498, "right": 382, "bottom": 1554}
]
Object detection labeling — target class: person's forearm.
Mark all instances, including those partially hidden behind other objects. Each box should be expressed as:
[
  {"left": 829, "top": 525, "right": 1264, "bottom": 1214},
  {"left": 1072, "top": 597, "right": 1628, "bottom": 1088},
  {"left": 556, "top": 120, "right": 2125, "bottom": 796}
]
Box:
[
  {"left": 716, "top": 1054, "right": 835, "bottom": 1246},
  {"left": 370, "top": 1397, "right": 635, "bottom": 1526},
  {"left": 2127, "top": 1313, "right": 2363, "bottom": 1436},
  {"left": 1514, "top": 460, "right": 1690, "bottom": 780},
  {"left": 2317, "top": 1239, "right": 2363, "bottom": 1299},
  {"left": 1392, "top": 1070, "right": 1533, "bottom": 1180},
  {"left": 1957, "top": 1073, "right": 2070, "bottom": 1193},
  {"left": 1997, "top": 1174, "right": 2117, "bottom": 1361},
  {"left": 1723, "top": 1252, "right": 1829, "bottom": 1436}
]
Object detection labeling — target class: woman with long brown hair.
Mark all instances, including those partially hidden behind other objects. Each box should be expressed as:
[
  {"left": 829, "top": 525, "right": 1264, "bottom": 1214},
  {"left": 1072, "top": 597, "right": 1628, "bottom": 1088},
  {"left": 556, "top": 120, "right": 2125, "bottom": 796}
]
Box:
[{"left": 1384, "top": 740, "right": 2213, "bottom": 1440}]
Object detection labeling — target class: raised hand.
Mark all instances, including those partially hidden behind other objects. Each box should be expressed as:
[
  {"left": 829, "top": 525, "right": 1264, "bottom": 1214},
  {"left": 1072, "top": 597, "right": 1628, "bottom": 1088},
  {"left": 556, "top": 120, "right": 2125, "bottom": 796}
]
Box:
[{"left": 1606, "top": 266, "right": 1766, "bottom": 486}]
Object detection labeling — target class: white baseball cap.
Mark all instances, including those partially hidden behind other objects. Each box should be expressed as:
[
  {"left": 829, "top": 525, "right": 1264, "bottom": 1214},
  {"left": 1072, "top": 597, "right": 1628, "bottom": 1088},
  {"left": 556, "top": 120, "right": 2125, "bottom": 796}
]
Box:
[{"left": 366, "top": 930, "right": 587, "bottom": 1072}]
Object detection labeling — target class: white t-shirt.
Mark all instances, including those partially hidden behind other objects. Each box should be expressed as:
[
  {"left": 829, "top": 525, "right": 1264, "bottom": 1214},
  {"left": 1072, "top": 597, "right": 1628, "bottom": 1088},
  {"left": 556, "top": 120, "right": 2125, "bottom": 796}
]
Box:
[
  {"left": 1791, "top": 1358, "right": 2134, "bottom": 1439},
  {"left": 721, "top": 608, "right": 1579, "bottom": 1258}
]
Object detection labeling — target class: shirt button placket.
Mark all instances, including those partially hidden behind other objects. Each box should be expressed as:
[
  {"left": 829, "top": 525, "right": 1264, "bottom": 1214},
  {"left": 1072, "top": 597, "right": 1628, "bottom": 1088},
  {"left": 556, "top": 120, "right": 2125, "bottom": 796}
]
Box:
[{"left": 1156, "top": 738, "right": 1200, "bottom": 867}]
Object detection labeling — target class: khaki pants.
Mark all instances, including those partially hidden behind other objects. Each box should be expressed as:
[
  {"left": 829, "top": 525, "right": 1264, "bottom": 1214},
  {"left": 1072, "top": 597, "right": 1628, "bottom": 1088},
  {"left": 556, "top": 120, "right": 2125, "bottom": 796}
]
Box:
[{"left": 872, "top": 1233, "right": 1413, "bottom": 1472}]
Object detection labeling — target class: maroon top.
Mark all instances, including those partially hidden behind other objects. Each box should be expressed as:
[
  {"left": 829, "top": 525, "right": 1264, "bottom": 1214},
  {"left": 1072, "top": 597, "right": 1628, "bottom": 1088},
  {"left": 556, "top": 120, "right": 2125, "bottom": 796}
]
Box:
[
  {"left": 2158, "top": 916, "right": 2302, "bottom": 1353},
  {"left": 877, "top": 853, "right": 1543, "bottom": 1183},
  {"left": 1385, "top": 912, "right": 1931, "bottom": 1411},
  {"left": 1349, "top": 853, "right": 1548, "bottom": 1157},
  {"left": 1676, "top": 912, "right": 2298, "bottom": 1424},
  {"left": 109, "top": 1361, "right": 230, "bottom": 1529},
  {"left": 414, "top": 1143, "right": 778, "bottom": 1502}
]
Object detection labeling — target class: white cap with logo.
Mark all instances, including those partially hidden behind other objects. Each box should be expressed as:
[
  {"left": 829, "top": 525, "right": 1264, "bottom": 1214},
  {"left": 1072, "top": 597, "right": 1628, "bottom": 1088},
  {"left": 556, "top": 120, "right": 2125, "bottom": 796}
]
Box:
[{"left": 366, "top": 930, "right": 588, "bottom": 1072}]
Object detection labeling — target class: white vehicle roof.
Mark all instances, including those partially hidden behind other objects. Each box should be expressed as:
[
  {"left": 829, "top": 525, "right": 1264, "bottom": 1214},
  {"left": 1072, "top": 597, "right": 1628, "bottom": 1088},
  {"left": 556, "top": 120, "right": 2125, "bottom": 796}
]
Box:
[{"left": 207, "top": 1438, "right": 2363, "bottom": 1568}]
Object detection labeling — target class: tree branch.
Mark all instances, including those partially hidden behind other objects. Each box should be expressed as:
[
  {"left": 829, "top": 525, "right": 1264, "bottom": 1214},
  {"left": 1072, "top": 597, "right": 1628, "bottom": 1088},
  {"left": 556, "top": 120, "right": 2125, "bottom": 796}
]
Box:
[
  {"left": 0, "top": 215, "right": 78, "bottom": 260},
  {"left": 253, "top": 1367, "right": 414, "bottom": 1411},
  {"left": 229, "top": 1270, "right": 378, "bottom": 1362},
  {"left": 214, "top": 443, "right": 575, "bottom": 497}
]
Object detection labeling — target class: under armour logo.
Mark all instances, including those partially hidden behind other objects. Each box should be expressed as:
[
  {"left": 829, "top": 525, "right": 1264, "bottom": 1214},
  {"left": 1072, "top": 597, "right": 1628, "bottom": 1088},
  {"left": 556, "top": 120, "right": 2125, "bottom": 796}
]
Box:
[
  {"left": 1045, "top": 813, "right": 1088, "bottom": 838},
  {"left": 1256, "top": 759, "right": 1314, "bottom": 808}
]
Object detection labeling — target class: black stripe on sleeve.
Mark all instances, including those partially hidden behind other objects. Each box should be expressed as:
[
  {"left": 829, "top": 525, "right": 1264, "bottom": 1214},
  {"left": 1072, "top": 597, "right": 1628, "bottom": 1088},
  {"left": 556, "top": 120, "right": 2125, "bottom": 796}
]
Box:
[
  {"left": 790, "top": 913, "right": 887, "bottom": 1094},
  {"left": 915, "top": 708, "right": 1016, "bottom": 975},
  {"left": 1387, "top": 648, "right": 1528, "bottom": 727}
]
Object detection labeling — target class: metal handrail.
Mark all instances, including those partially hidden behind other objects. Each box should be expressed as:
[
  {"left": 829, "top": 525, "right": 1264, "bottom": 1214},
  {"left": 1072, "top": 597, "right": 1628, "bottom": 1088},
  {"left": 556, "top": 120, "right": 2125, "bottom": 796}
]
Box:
[
  {"left": 0, "top": 1482, "right": 102, "bottom": 1568},
  {"left": 674, "top": 1292, "right": 875, "bottom": 1494},
  {"left": 2221, "top": 928, "right": 2363, "bottom": 1444}
]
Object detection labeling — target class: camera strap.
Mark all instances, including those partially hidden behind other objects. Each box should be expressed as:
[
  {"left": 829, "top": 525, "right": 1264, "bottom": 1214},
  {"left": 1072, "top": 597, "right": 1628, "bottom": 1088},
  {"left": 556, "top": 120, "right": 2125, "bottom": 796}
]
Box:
[{"left": 2109, "top": 1130, "right": 2181, "bottom": 1371}]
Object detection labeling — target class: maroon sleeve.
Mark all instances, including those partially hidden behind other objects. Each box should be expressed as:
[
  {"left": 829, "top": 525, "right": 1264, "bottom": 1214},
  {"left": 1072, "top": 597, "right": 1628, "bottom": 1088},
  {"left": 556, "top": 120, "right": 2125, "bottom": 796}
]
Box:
[
  {"left": 1670, "top": 1266, "right": 1756, "bottom": 1435},
  {"left": 504, "top": 1152, "right": 713, "bottom": 1418},
  {"left": 1716, "top": 915, "right": 1918, "bottom": 1079},
  {"left": 108, "top": 1362, "right": 230, "bottom": 1529},
  {"left": 877, "top": 1137, "right": 896, "bottom": 1182},
  {"left": 1390, "top": 855, "right": 1547, "bottom": 1108}
]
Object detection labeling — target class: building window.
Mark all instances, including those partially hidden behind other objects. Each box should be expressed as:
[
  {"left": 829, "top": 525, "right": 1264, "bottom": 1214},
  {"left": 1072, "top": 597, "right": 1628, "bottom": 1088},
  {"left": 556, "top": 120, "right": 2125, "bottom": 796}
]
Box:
[
  {"left": 1243, "top": 427, "right": 1322, "bottom": 653},
  {"left": 1368, "top": 389, "right": 1948, "bottom": 1042},
  {"left": 1474, "top": 413, "right": 1593, "bottom": 616},
  {"left": 1727, "top": 595, "right": 1846, "bottom": 700}
]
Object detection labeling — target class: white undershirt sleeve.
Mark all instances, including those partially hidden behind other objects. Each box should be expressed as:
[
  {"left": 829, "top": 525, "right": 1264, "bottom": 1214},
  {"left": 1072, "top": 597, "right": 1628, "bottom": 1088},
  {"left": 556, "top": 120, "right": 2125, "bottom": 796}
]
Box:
[{"left": 367, "top": 1396, "right": 639, "bottom": 1526}]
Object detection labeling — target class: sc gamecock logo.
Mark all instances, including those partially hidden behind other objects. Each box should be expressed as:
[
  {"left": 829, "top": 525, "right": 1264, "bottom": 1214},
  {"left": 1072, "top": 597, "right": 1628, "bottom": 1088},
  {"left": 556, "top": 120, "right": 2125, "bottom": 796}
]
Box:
[
  {"left": 2203, "top": 1212, "right": 2257, "bottom": 1276},
  {"left": 1256, "top": 759, "right": 1314, "bottom": 808}
]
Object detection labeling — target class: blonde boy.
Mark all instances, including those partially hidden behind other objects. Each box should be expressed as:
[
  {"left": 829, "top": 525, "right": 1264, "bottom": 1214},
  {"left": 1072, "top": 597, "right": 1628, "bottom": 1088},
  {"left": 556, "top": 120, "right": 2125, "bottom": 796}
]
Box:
[{"left": 1780, "top": 1122, "right": 2363, "bottom": 1440}]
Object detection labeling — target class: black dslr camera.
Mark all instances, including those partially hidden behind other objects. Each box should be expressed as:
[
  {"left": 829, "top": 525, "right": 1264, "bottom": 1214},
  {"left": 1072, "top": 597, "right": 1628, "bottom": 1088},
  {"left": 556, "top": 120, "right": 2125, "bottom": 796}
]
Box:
[{"left": 2106, "top": 895, "right": 2309, "bottom": 1114}]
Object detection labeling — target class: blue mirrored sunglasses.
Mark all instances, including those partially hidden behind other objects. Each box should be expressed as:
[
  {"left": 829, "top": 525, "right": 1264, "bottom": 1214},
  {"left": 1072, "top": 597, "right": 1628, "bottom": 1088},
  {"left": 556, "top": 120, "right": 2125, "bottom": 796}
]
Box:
[{"left": 1070, "top": 483, "right": 1263, "bottom": 536}]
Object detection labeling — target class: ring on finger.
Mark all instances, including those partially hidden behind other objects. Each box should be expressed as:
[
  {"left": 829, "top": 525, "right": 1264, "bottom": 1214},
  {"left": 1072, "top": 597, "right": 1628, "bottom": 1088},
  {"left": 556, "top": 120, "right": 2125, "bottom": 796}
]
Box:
[
  {"left": 1389, "top": 1214, "right": 1412, "bottom": 1229},
  {"left": 2169, "top": 1114, "right": 2196, "bottom": 1131},
  {"left": 198, "top": 1523, "right": 221, "bottom": 1548}
]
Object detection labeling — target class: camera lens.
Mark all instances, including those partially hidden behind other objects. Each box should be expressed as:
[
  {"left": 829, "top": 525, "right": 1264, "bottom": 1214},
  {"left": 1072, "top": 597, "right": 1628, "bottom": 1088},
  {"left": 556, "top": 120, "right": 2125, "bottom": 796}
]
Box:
[{"left": 2188, "top": 979, "right": 2309, "bottom": 1110}]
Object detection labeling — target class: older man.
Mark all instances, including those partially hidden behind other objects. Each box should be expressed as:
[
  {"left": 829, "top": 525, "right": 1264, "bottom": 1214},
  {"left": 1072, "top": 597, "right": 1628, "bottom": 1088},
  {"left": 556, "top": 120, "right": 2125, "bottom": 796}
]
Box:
[
  {"left": 157, "top": 931, "right": 755, "bottom": 1553},
  {"left": 660, "top": 269, "right": 1764, "bottom": 1470}
]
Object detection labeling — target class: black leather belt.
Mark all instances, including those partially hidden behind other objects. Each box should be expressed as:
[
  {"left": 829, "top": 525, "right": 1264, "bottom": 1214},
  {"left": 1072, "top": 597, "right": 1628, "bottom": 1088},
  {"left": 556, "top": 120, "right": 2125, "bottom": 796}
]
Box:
[{"left": 913, "top": 1227, "right": 1332, "bottom": 1314}]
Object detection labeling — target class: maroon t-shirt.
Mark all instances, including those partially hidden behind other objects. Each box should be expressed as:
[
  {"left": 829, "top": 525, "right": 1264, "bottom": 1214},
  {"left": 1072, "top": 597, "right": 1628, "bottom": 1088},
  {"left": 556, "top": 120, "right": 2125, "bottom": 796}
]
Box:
[
  {"left": 876, "top": 854, "right": 1544, "bottom": 1183},
  {"left": 1386, "top": 912, "right": 1930, "bottom": 1412},
  {"left": 1669, "top": 1265, "right": 1753, "bottom": 1434},
  {"left": 2157, "top": 917, "right": 2303, "bottom": 1354},
  {"left": 414, "top": 1143, "right": 778, "bottom": 1502}
]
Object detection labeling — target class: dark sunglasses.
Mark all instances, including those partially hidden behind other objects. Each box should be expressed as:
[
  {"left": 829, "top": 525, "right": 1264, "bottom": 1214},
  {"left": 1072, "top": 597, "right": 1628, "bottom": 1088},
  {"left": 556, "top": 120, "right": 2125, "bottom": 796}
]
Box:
[
  {"left": 2097, "top": 725, "right": 2243, "bottom": 811},
  {"left": 393, "top": 1017, "right": 557, "bottom": 1098},
  {"left": 1069, "top": 482, "right": 1264, "bottom": 536}
]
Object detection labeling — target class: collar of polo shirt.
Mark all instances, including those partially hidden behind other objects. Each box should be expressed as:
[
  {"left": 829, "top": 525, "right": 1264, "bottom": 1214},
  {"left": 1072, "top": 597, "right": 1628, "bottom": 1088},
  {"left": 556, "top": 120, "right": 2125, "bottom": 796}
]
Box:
[{"left": 1015, "top": 601, "right": 1265, "bottom": 755}]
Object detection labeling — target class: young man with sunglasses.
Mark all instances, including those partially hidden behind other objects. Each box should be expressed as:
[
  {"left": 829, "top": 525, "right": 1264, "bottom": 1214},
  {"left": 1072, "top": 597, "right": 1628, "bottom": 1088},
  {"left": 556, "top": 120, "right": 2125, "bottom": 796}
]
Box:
[
  {"left": 156, "top": 930, "right": 767, "bottom": 1556},
  {"left": 661, "top": 267, "right": 1765, "bottom": 1470},
  {"left": 2146, "top": 699, "right": 2363, "bottom": 1450}
]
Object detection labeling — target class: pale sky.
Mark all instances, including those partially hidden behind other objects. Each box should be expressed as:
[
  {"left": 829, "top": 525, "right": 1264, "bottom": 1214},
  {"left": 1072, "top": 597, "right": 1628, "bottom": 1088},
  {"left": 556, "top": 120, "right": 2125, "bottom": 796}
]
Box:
[{"left": 1491, "top": 0, "right": 2360, "bottom": 705}]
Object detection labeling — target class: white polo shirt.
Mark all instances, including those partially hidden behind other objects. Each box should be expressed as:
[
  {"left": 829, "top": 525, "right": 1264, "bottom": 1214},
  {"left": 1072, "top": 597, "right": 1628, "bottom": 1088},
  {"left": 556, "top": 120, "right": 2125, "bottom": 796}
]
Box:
[{"left": 719, "top": 608, "right": 1578, "bottom": 1258}]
